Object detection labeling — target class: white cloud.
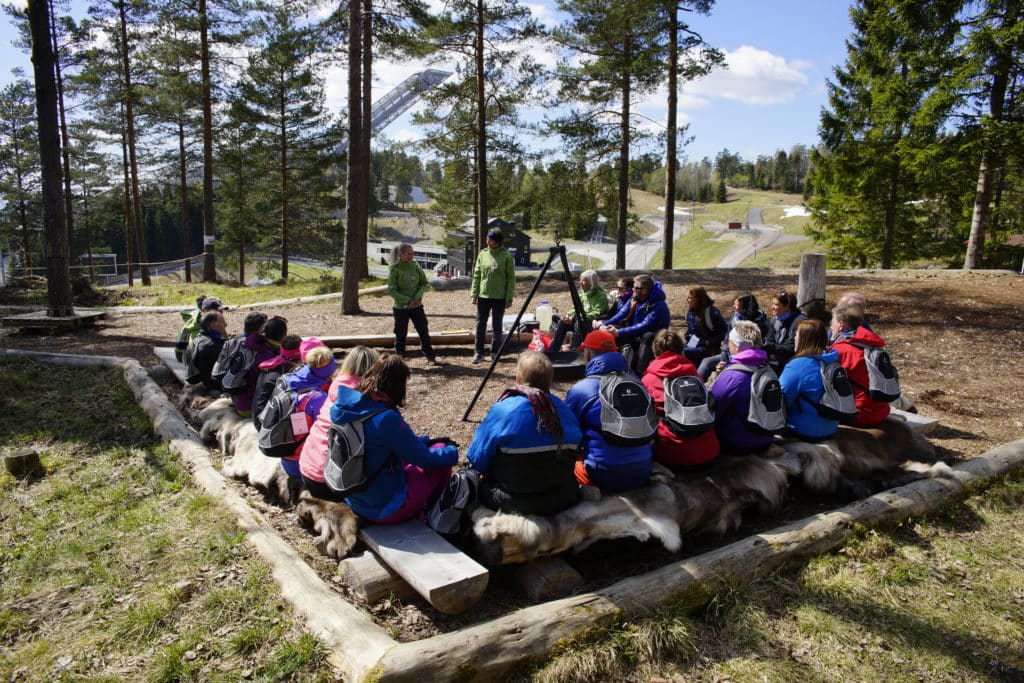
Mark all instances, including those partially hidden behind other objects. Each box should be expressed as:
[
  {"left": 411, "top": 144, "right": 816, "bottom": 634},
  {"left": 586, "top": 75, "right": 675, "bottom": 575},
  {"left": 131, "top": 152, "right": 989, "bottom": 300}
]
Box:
[{"left": 690, "top": 45, "right": 809, "bottom": 106}]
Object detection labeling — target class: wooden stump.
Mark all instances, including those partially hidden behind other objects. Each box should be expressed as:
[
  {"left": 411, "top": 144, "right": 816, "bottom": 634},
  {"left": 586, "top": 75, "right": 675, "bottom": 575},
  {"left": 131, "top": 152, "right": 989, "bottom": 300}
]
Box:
[
  {"left": 513, "top": 556, "right": 583, "bottom": 602},
  {"left": 798, "top": 253, "right": 827, "bottom": 321},
  {"left": 5, "top": 447, "right": 44, "bottom": 478},
  {"left": 339, "top": 552, "right": 417, "bottom": 604}
]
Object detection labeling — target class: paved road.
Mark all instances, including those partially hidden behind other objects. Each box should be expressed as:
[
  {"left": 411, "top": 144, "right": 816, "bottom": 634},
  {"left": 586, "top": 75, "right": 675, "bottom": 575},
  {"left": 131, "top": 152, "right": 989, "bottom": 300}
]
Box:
[
  {"left": 564, "top": 213, "right": 691, "bottom": 271},
  {"left": 713, "top": 207, "right": 803, "bottom": 268}
]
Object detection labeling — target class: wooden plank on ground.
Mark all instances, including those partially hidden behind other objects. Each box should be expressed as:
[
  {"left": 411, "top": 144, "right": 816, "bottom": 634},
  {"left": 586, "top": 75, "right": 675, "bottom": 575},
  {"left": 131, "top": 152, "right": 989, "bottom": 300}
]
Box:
[
  {"left": 890, "top": 409, "right": 938, "bottom": 434},
  {"left": 1, "top": 309, "right": 106, "bottom": 333},
  {"left": 359, "top": 521, "right": 488, "bottom": 615},
  {"left": 339, "top": 552, "right": 417, "bottom": 604},
  {"left": 153, "top": 346, "right": 190, "bottom": 384},
  {"left": 320, "top": 331, "right": 531, "bottom": 349}
]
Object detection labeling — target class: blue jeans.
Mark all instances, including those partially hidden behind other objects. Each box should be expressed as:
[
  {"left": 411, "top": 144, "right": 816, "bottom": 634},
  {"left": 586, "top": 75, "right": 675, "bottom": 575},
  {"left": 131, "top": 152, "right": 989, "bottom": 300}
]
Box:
[{"left": 475, "top": 298, "right": 506, "bottom": 355}]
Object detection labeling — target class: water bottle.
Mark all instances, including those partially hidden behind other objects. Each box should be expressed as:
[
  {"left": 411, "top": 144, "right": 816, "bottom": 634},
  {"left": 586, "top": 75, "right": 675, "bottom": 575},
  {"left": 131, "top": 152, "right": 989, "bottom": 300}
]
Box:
[{"left": 535, "top": 301, "right": 553, "bottom": 331}]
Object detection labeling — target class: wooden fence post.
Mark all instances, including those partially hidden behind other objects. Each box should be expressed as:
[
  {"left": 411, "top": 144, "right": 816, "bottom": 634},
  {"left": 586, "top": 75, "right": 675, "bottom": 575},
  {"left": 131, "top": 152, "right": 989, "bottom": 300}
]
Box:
[{"left": 798, "top": 253, "right": 827, "bottom": 322}]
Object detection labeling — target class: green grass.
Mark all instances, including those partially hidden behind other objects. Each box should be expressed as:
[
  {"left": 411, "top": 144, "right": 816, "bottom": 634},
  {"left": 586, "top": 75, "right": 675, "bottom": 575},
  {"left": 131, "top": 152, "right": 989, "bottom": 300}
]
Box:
[
  {"left": 738, "top": 239, "right": 816, "bottom": 269},
  {"left": 653, "top": 226, "right": 734, "bottom": 269},
  {"left": 0, "top": 359, "right": 332, "bottom": 681},
  {"left": 532, "top": 475, "right": 1024, "bottom": 682},
  {"left": 568, "top": 252, "right": 606, "bottom": 271},
  {"left": 116, "top": 274, "right": 385, "bottom": 308}
]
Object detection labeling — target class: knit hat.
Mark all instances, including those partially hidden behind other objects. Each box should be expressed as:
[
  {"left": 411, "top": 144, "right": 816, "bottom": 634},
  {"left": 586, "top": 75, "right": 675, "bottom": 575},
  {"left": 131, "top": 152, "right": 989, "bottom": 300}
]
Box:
[
  {"left": 200, "top": 296, "right": 222, "bottom": 311},
  {"left": 299, "top": 337, "right": 326, "bottom": 363},
  {"left": 580, "top": 330, "right": 618, "bottom": 352}
]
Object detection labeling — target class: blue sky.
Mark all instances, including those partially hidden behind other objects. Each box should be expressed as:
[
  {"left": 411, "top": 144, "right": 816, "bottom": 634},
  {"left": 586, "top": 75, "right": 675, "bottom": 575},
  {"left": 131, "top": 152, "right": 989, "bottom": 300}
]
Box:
[{"left": 0, "top": 0, "right": 853, "bottom": 164}]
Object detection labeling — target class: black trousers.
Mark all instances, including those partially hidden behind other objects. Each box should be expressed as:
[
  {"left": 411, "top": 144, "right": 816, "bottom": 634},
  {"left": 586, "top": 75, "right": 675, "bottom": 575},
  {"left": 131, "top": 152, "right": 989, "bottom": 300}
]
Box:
[
  {"left": 393, "top": 306, "right": 435, "bottom": 359},
  {"left": 475, "top": 298, "right": 506, "bottom": 355}
]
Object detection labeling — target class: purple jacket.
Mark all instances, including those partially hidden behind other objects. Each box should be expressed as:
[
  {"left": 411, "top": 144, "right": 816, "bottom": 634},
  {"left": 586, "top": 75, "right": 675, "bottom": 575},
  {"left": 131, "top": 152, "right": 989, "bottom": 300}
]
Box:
[
  {"left": 709, "top": 347, "right": 775, "bottom": 453},
  {"left": 231, "top": 333, "right": 277, "bottom": 414}
]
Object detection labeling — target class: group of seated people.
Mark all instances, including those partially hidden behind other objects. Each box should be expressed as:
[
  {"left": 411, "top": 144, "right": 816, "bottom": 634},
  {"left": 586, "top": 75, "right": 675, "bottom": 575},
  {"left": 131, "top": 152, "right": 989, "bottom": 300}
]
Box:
[
  {"left": 179, "top": 288, "right": 894, "bottom": 537},
  {"left": 546, "top": 273, "right": 812, "bottom": 386}
]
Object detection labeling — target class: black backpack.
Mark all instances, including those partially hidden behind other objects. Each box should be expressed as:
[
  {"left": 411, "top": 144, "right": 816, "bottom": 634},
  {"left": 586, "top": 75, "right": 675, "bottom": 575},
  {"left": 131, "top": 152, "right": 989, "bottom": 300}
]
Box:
[
  {"left": 324, "top": 408, "right": 391, "bottom": 495},
  {"left": 661, "top": 375, "right": 715, "bottom": 436},
  {"left": 257, "top": 378, "right": 317, "bottom": 458},
  {"left": 210, "top": 336, "right": 258, "bottom": 394},
  {"left": 588, "top": 372, "right": 658, "bottom": 446}
]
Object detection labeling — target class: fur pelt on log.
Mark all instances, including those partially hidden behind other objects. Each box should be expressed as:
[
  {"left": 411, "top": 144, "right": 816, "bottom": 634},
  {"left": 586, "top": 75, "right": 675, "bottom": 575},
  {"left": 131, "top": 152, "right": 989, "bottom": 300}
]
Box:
[{"left": 778, "top": 415, "right": 952, "bottom": 500}]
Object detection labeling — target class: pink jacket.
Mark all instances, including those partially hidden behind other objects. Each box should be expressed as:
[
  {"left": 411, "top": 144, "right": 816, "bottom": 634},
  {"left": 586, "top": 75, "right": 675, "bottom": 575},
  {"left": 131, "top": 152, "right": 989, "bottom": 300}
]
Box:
[{"left": 298, "top": 374, "right": 361, "bottom": 482}]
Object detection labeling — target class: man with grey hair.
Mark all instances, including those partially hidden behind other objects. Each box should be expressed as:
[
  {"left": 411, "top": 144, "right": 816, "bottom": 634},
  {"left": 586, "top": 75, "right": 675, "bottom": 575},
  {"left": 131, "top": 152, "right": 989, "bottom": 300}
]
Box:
[
  {"left": 837, "top": 291, "right": 872, "bottom": 331},
  {"left": 830, "top": 302, "right": 890, "bottom": 426},
  {"left": 548, "top": 269, "right": 609, "bottom": 351}
]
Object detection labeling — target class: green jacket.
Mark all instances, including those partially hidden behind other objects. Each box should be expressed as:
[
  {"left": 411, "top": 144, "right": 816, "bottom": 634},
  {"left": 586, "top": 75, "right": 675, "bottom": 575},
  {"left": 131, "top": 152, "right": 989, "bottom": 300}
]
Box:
[
  {"left": 575, "top": 284, "right": 610, "bottom": 320},
  {"left": 388, "top": 260, "right": 429, "bottom": 309},
  {"left": 470, "top": 247, "right": 515, "bottom": 301}
]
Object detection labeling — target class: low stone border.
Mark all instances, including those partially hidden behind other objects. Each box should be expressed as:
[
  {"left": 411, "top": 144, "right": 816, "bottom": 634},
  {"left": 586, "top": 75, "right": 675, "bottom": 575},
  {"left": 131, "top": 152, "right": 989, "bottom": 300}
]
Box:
[{"left": 6, "top": 346, "right": 1023, "bottom": 682}]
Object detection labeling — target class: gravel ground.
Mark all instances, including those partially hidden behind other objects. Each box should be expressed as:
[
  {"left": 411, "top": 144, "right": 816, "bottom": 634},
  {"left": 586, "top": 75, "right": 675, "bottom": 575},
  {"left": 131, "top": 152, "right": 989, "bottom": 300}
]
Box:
[{"left": 3, "top": 266, "right": 1023, "bottom": 638}]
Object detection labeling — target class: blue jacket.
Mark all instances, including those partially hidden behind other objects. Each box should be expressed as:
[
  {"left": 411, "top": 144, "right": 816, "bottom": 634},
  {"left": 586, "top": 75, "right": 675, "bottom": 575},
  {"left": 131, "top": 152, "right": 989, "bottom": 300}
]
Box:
[
  {"left": 604, "top": 281, "right": 670, "bottom": 339},
  {"left": 709, "top": 347, "right": 775, "bottom": 453},
  {"left": 468, "top": 392, "right": 583, "bottom": 515},
  {"left": 685, "top": 304, "right": 728, "bottom": 354},
  {"left": 330, "top": 386, "right": 458, "bottom": 521},
  {"left": 779, "top": 351, "right": 840, "bottom": 440},
  {"left": 285, "top": 360, "right": 337, "bottom": 428},
  {"left": 564, "top": 352, "right": 653, "bottom": 492}
]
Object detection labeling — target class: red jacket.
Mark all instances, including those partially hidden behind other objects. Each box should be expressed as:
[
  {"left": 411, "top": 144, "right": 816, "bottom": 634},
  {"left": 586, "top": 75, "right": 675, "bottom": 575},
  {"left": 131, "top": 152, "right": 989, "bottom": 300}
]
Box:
[
  {"left": 831, "top": 326, "right": 891, "bottom": 426},
  {"left": 642, "top": 351, "right": 720, "bottom": 467}
]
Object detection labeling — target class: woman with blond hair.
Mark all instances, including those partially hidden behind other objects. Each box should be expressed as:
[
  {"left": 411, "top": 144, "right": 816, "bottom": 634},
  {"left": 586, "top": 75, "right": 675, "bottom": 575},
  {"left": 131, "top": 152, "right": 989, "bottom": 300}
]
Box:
[
  {"left": 298, "top": 345, "right": 380, "bottom": 493},
  {"left": 467, "top": 351, "right": 583, "bottom": 514},
  {"left": 388, "top": 243, "right": 437, "bottom": 364}
]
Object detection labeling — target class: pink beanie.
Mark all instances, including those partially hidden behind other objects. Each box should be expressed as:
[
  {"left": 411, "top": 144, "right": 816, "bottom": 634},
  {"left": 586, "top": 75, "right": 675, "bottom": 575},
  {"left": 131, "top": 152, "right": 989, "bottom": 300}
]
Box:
[{"left": 299, "top": 337, "right": 326, "bottom": 363}]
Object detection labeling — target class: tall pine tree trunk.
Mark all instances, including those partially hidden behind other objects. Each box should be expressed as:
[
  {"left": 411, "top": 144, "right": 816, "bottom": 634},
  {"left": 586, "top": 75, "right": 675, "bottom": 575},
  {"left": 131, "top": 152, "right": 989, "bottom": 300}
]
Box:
[
  {"left": 474, "top": 0, "right": 487, "bottom": 256},
  {"left": 48, "top": 0, "right": 74, "bottom": 256},
  {"left": 16, "top": 171, "right": 32, "bottom": 272},
  {"left": 121, "top": 118, "right": 133, "bottom": 287},
  {"left": 617, "top": 62, "right": 631, "bottom": 270},
  {"left": 662, "top": 4, "right": 678, "bottom": 270},
  {"left": 964, "top": 53, "right": 1010, "bottom": 269},
  {"left": 119, "top": 0, "right": 150, "bottom": 285},
  {"left": 279, "top": 98, "right": 290, "bottom": 281},
  {"left": 178, "top": 120, "right": 191, "bottom": 282},
  {"left": 200, "top": 0, "right": 216, "bottom": 282},
  {"left": 28, "top": 0, "right": 72, "bottom": 316},
  {"left": 881, "top": 164, "right": 898, "bottom": 269},
  {"left": 360, "top": 0, "right": 372, "bottom": 280},
  {"left": 341, "top": 0, "right": 364, "bottom": 314}
]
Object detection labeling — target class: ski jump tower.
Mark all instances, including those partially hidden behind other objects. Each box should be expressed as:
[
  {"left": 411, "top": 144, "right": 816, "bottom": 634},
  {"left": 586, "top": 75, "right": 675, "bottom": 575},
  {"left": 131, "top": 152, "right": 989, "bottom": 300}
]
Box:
[{"left": 339, "top": 69, "right": 451, "bottom": 153}]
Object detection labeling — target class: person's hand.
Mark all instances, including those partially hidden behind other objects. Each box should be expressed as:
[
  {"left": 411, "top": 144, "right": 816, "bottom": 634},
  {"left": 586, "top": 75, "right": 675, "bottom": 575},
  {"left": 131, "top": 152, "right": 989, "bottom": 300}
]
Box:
[
  {"left": 592, "top": 320, "right": 603, "bottom": 330},
  {"left": 471, "top": 297, "right": 478, "bottom": 305},
  {"left": 408, "top": 298, "right": 421, "bottom": 308},
  {"left": 506, "top": 300, "right": 513, "bottom": 307},
  {"left": 715, "top": 361, "right": 726, "bottom": 373},
  {"left": 607, "top": 326, "right": 619, "bottom": 338}
]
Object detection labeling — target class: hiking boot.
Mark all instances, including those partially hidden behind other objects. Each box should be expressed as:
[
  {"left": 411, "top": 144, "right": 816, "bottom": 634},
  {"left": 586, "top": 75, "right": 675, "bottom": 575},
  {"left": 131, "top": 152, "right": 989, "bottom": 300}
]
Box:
[
  {"left": 425, "top": 356, "right": 438, "bottom": 365},
  {"left": 472, "top": 353, "right": 484, "bottom": 364}
]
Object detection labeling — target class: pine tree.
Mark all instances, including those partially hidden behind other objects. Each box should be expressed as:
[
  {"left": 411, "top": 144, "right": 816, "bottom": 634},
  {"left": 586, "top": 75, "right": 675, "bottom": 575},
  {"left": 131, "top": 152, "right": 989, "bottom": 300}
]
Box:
[
  {"left": 808, "top": 0, "right": 960, "bottom": 268},
  {"left": 0, "top": 75, "right": 42, "bottom": 274},
  {"left": 233, "top": 2, "right": 337, "bottom": 281},
  {"left": 551, "top": 0, "right": 667, "bottom": 268}
]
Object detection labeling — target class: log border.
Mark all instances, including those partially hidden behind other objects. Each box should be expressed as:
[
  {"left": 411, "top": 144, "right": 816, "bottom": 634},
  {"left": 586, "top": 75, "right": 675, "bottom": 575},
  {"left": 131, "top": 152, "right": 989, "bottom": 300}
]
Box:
[{"left": 6, "top": 346, "right": 1022, "bottom": 683}]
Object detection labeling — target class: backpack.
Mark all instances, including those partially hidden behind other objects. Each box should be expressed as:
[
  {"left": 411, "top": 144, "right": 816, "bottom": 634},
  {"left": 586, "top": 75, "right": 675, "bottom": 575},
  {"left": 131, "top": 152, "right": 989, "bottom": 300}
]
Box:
[
  {"left": 812, "top": 360, "right": 857, "bottom": 423},
  {"left": 174, "top": 326, "right": 190, "bottom": 363},
  {"left": 851, "top": 343, "right": 901, "bottom": 402},
  {"left": 323, "top": 408, "right": 391, "bottom": 495},
  {"left": 726, "top": 364, "right": 787, "bottom": 435},
  {"left": 210, "top": 336, "right": 258, "bottom": 394},
  {"left": 589, "top": 372, "right": 658, "bottom": 446},
  {"left": 662, "top": 375, "right": 715, "bottom": 436},
  {"left": 183, "top": 335, "right": 201, "bottom": 384},
  {"left": 256, "top": 379, "right": 317, "bottom": 458},
  {"left": 426, "top": 468, "right": 480, "bottom": 539}
]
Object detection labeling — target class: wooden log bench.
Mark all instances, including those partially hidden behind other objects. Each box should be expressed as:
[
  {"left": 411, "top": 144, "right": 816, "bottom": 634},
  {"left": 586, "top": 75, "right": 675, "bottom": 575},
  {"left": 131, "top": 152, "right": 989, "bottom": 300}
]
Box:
[
  {"left": 358, "top": 521, "right": 488, "bottom": 615},
  {"left": 1, "top": 308, "right": 107, "bottom": 333},
  {"left": 153, "top": 346, "right": 190, "bottom": 384},
  {"left": 890, "top": 408, "right": 938, "bottom": 434}
]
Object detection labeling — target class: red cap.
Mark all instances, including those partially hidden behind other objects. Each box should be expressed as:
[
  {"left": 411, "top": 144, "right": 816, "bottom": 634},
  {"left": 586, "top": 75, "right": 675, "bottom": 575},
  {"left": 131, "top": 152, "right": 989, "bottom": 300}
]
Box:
[{"left": 580, "top": 330, "right": 618, "bottom": 352}]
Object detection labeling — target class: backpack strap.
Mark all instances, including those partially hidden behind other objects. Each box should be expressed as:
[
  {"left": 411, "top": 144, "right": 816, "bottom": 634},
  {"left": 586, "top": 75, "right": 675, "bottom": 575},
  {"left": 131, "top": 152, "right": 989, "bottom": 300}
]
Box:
[
  {"left": 353, "top": 407, "right": 396, "bottom": 487},
  {"left": 723, "top": 363, "right": 756, "bottom": 375}
]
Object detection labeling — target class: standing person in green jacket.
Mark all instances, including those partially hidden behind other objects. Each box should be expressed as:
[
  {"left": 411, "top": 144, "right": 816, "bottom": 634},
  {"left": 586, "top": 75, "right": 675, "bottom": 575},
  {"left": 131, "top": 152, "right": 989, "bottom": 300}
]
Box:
[
  {"left": 388, "top": 243, "right": 437, "bottom": 364},
  {"left": 548, "top": 269, "right": 609, "bottom": 351},
  {"left": 470, "top": 228, "right": 516, "bottom": 363}
]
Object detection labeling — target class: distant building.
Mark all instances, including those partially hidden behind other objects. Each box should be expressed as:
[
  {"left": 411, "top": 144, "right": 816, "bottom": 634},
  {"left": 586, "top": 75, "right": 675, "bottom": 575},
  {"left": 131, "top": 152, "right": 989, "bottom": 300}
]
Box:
[
  {"left": 447, "top": 218, "right": 531, "bottom": 276},
  {"left": 369, "top": 241, "right": 448, "bottom": 272}
]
